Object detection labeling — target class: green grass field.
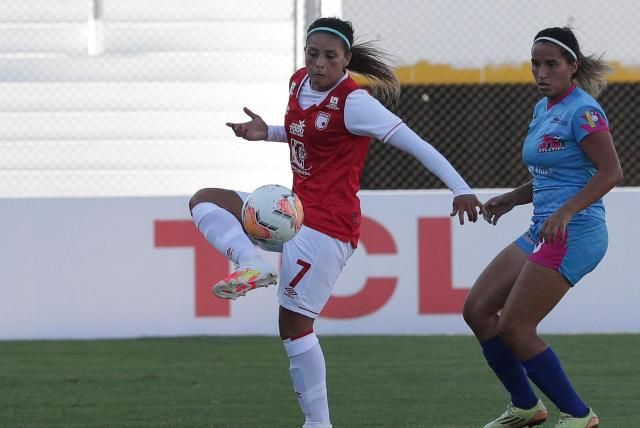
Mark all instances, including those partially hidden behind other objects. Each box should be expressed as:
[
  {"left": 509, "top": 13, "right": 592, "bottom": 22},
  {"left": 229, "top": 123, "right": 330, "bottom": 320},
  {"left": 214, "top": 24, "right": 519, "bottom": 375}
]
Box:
[{"left": 1, "top": 335, "right": 638, "bottom": 427}]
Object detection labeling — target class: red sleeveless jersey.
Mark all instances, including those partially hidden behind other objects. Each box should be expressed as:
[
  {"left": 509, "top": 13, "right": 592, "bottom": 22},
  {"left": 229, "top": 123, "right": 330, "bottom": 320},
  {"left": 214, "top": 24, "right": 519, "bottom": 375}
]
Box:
[{"left": 285, "top": 68, "right": 371, "bottom": 247}]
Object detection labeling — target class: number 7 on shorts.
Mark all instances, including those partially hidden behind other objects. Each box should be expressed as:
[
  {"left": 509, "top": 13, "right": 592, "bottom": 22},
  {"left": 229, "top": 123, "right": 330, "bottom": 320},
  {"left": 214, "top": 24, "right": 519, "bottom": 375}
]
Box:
[{"left": 289, "top": 259, "right": 311, "bottom": 287}]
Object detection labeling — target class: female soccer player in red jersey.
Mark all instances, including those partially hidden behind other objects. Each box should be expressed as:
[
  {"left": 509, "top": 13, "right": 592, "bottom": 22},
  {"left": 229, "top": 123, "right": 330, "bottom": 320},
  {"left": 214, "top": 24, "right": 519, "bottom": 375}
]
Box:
[{"left": 189, "top": 17, "right": 482, "bottom": 428}]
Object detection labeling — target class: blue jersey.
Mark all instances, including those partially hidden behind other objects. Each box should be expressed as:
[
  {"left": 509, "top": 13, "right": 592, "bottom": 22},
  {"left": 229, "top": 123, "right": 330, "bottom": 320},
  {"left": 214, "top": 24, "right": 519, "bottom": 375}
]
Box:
[{"left": 522, "top": 84, "right": 609, "bottom": 220}]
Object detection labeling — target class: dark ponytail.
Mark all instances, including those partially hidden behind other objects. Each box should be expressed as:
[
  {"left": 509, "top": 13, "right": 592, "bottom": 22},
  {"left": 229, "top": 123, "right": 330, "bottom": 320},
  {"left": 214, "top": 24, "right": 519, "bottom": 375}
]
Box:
[{"left": 349, "top": 40, "right": 401, "bottom": 106}]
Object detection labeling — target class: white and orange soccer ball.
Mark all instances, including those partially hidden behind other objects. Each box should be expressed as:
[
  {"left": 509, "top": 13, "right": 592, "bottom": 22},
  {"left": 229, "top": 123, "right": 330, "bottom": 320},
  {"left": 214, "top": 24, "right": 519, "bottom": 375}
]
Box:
[{"left": 241, "top": 184, "right": 304, "bottom": 247}]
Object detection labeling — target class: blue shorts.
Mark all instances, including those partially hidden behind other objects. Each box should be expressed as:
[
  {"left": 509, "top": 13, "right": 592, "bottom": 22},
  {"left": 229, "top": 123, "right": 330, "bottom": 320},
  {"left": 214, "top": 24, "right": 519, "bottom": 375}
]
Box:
[{"left": 514, "top": 216, "right": 608, "bottom": 286}]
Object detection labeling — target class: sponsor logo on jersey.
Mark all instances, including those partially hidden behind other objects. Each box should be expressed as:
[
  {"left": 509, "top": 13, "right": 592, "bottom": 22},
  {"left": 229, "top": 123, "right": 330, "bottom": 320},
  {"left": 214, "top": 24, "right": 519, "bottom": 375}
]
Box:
[
  {"left": 538, "top": 135, "right": 565, "bottom": 152},
  {"left": 550, "top": 114, "right": 568, "bottom": 126},
  {"left": 581, "top": 110, "right": 607, "bottom": 132},
  {"left": 315, "top": 112, "right": 330, "bottom": 130},
  {"left": 325, "top": 96, "right": 340, "bottom": 110},
  {"left": 290, "top": 138, "right": 311, "bottom": 177},
  {"left": 528, "top": 165, "right": 551, "bottom": 175},
  {"left": 289, "top": 119, "right": 305, "bottom": 137},
  {"left": 289, "top": 81, "right": 297, "bottom": 95}
]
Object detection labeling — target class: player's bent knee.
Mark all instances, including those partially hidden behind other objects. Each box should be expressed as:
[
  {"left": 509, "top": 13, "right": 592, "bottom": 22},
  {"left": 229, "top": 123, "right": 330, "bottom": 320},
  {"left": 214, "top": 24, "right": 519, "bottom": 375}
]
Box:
[
  {"left": 189, "top": 188, "right": 240, "bottom": 213},
  {"left": 462, "top": 295, "right": 490, "bottom": 330},
  {"left": 188, "top": 188, "right": 209, "bottom": 211},
  {"left": 496, "top": 317, "right": 524, "bottom": 342},
  {"left": 462, "top": 300, "right": 477, "bottom": 327}
]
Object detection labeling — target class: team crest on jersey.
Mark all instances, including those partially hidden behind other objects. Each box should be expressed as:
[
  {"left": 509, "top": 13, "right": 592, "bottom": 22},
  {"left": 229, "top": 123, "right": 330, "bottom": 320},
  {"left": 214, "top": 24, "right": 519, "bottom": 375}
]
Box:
[
  {"left": 315, "top": 112, "right": 330, "bottom": 130},
  {"left": 581, "top": 110, "right": 607, "bottom": 132},
  {"left": 325, "top": 96, "right": 340, "bottom": 110},
  {"left": 289, "top": 81, "right": 297, "bottom": 95},
  {"left": 289, "top": 119, "right": 305, "bottom": 137},
  {"left": 290, "top": 138, "right": 311, "bottom": 177},
  {"left": 538, "top": 135, "right": 565, "bottom": 152}
]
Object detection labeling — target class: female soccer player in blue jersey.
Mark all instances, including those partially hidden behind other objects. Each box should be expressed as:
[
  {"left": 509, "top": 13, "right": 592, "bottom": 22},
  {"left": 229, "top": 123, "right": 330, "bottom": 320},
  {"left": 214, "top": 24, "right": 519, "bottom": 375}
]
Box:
[{"left": 463, "top": 27, "right": 622, "bottom": 428}]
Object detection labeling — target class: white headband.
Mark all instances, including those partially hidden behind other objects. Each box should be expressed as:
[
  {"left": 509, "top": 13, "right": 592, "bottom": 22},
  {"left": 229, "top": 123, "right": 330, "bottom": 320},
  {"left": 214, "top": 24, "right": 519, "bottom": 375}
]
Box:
[{"left": 533, "top": 36, "right": 578, "bottom": 60}]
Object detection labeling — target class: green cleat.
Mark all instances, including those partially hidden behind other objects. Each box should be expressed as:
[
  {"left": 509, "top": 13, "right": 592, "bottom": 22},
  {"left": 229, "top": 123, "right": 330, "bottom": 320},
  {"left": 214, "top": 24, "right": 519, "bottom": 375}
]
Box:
[
  {"left": 483, "top": 399, "right": 549, "bottom": 428},
  {"left": 554, "top": 408, "right": 599, "bottom": 427}
]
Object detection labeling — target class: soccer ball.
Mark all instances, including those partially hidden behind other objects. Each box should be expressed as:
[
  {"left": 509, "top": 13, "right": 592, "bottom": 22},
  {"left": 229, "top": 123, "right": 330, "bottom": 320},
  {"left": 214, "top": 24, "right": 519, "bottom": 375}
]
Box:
[{"left": 241, "top": 184, "right": 304, "bottom": 247}]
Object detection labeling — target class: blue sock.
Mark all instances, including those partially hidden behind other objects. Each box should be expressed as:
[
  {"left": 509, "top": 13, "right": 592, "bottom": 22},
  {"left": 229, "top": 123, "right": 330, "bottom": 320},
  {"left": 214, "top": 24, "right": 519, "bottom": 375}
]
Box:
[
  {"left": 481, "top": 336, "right": 538, "bottom": 409},
  {"left": 523, "top": 347, "right": 589, "bottom": 417}
]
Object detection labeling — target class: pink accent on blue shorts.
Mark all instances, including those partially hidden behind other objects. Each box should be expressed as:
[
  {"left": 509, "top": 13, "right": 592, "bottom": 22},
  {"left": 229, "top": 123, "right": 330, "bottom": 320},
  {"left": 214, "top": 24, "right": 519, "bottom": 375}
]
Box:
[{"left": 514, "top": 216, "right": 608, "bottom": 286}]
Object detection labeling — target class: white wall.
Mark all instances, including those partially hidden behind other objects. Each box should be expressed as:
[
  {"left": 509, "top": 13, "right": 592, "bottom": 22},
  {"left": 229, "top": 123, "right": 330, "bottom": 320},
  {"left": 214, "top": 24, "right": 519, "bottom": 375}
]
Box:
[
  {"left": 342, "top": 0, "right": 639, "bottom": 68},
  {"left": 1, "top": 0, "right": 637, "bottom": 198},
  {"left": 1, "top": 189, "right": 637, "bottom": 340},
  {"left": 0, "top": 0, "right": 295, "bottom": 197}
]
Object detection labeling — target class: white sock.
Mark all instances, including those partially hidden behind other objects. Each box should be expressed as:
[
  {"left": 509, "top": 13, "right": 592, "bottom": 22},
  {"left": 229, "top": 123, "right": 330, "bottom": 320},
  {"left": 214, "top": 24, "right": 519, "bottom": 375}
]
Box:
[
  {"left": 191, "top": 202, "right": 259, "bottom": 266},
  {"left": 283, "top": 332, "right": 331, "bottom": 428}
]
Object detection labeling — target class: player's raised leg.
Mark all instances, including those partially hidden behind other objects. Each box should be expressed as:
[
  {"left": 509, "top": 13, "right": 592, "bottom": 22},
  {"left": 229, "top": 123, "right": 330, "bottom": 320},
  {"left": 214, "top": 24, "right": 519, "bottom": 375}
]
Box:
[{"left": 189, "top": 188, "right": 277, "bottom": 300}]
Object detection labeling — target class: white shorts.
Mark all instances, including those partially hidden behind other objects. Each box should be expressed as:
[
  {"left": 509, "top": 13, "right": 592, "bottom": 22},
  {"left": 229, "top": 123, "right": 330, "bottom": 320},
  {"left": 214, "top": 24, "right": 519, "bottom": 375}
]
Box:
[
  {"left": 279, "top": 225, "right": 354, "bottom": 318},
  {"left": 235, "top": 190, "right": 354, "bottom": 318}
]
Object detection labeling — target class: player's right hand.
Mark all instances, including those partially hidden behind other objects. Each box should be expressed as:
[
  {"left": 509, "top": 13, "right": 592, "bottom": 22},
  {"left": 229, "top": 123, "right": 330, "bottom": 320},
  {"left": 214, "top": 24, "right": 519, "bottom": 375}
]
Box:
[
  {"left": 481, "top": 193, "right": 516, "bottom": 225},
  {"left": 226, "top": 107, "right": 268, "bottom": 141},
  {"left": 451, "top": 194, "right": 483, "bottom": 225}
]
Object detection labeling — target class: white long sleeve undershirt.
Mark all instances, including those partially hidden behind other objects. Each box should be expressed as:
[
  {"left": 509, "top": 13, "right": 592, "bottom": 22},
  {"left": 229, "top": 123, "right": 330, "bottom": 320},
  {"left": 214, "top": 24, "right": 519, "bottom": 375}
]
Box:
[
  {"left": 386, "top": 125, "right": 472, "bottom": 196},
  {"left": 267, "top": 125, "right": 287, "bottom": 142},
  {"left": 269, "top": 121, "right": 472, "bottom": 196}
]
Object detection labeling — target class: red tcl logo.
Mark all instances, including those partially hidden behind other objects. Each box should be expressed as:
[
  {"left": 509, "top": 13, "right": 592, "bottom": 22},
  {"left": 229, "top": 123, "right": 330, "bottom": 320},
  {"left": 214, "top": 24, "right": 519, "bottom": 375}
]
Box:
[{"left": 155, "top": 217, "right": 467, "bottom": 318}]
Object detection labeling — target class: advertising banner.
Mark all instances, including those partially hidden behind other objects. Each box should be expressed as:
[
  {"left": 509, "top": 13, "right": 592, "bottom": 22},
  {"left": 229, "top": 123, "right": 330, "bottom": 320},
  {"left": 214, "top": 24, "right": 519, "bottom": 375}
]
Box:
[{"left": 1, "top": 189, "right": 637, "bottom": 339}]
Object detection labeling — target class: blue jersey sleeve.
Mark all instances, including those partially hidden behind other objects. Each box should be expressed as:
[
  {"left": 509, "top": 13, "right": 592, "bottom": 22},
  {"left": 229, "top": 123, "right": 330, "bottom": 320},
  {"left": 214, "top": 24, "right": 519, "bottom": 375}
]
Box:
[{"left": 572, "top": 105, "right": 609, "bottom": 144}]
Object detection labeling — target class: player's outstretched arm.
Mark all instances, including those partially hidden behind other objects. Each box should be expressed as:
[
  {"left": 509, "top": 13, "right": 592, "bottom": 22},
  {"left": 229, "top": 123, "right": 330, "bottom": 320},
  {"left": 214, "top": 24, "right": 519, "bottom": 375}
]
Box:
[
  {"left": 482, "top": 181, "right": 532, "bottom": 225},
  {"left": 386, "top": 126, "right": 482, "bottom": 224},
  {"left": 226, "top": 107, "right": 268, "bottom": 141},
  {"left": 343, "top": 90, "right": 482, "bottom": 224}
]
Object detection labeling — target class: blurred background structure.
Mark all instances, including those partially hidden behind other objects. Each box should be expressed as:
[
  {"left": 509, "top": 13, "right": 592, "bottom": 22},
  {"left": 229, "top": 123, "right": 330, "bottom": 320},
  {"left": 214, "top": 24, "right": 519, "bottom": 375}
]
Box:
[
  {"left": 351, "top": 0, "right": 640, "bottom": 190},
  {"left": 0, "top": 0, "right": 295, "bottom": 197},
  {"left": 0, "top": 0, "right": 638, "bottom": 197}
]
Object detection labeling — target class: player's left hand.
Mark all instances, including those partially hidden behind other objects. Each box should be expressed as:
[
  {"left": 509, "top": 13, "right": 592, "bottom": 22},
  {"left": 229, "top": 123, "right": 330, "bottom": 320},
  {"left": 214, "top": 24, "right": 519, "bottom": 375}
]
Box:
[
  {"left": 225, "top": 107, "right": 268, "bottom": 141},
  {"left": 538, "top": 208, "right": 572, "bottom": 244},
  {"left": 450, "top": 194, "right": 483, "bottom": 225}
]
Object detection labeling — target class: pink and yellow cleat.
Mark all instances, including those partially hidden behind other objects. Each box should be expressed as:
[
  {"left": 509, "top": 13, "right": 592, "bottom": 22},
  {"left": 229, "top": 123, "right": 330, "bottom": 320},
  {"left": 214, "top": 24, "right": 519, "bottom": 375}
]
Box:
[{"left": 212, "top": 263, "right": 278, "bottom": 300}]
